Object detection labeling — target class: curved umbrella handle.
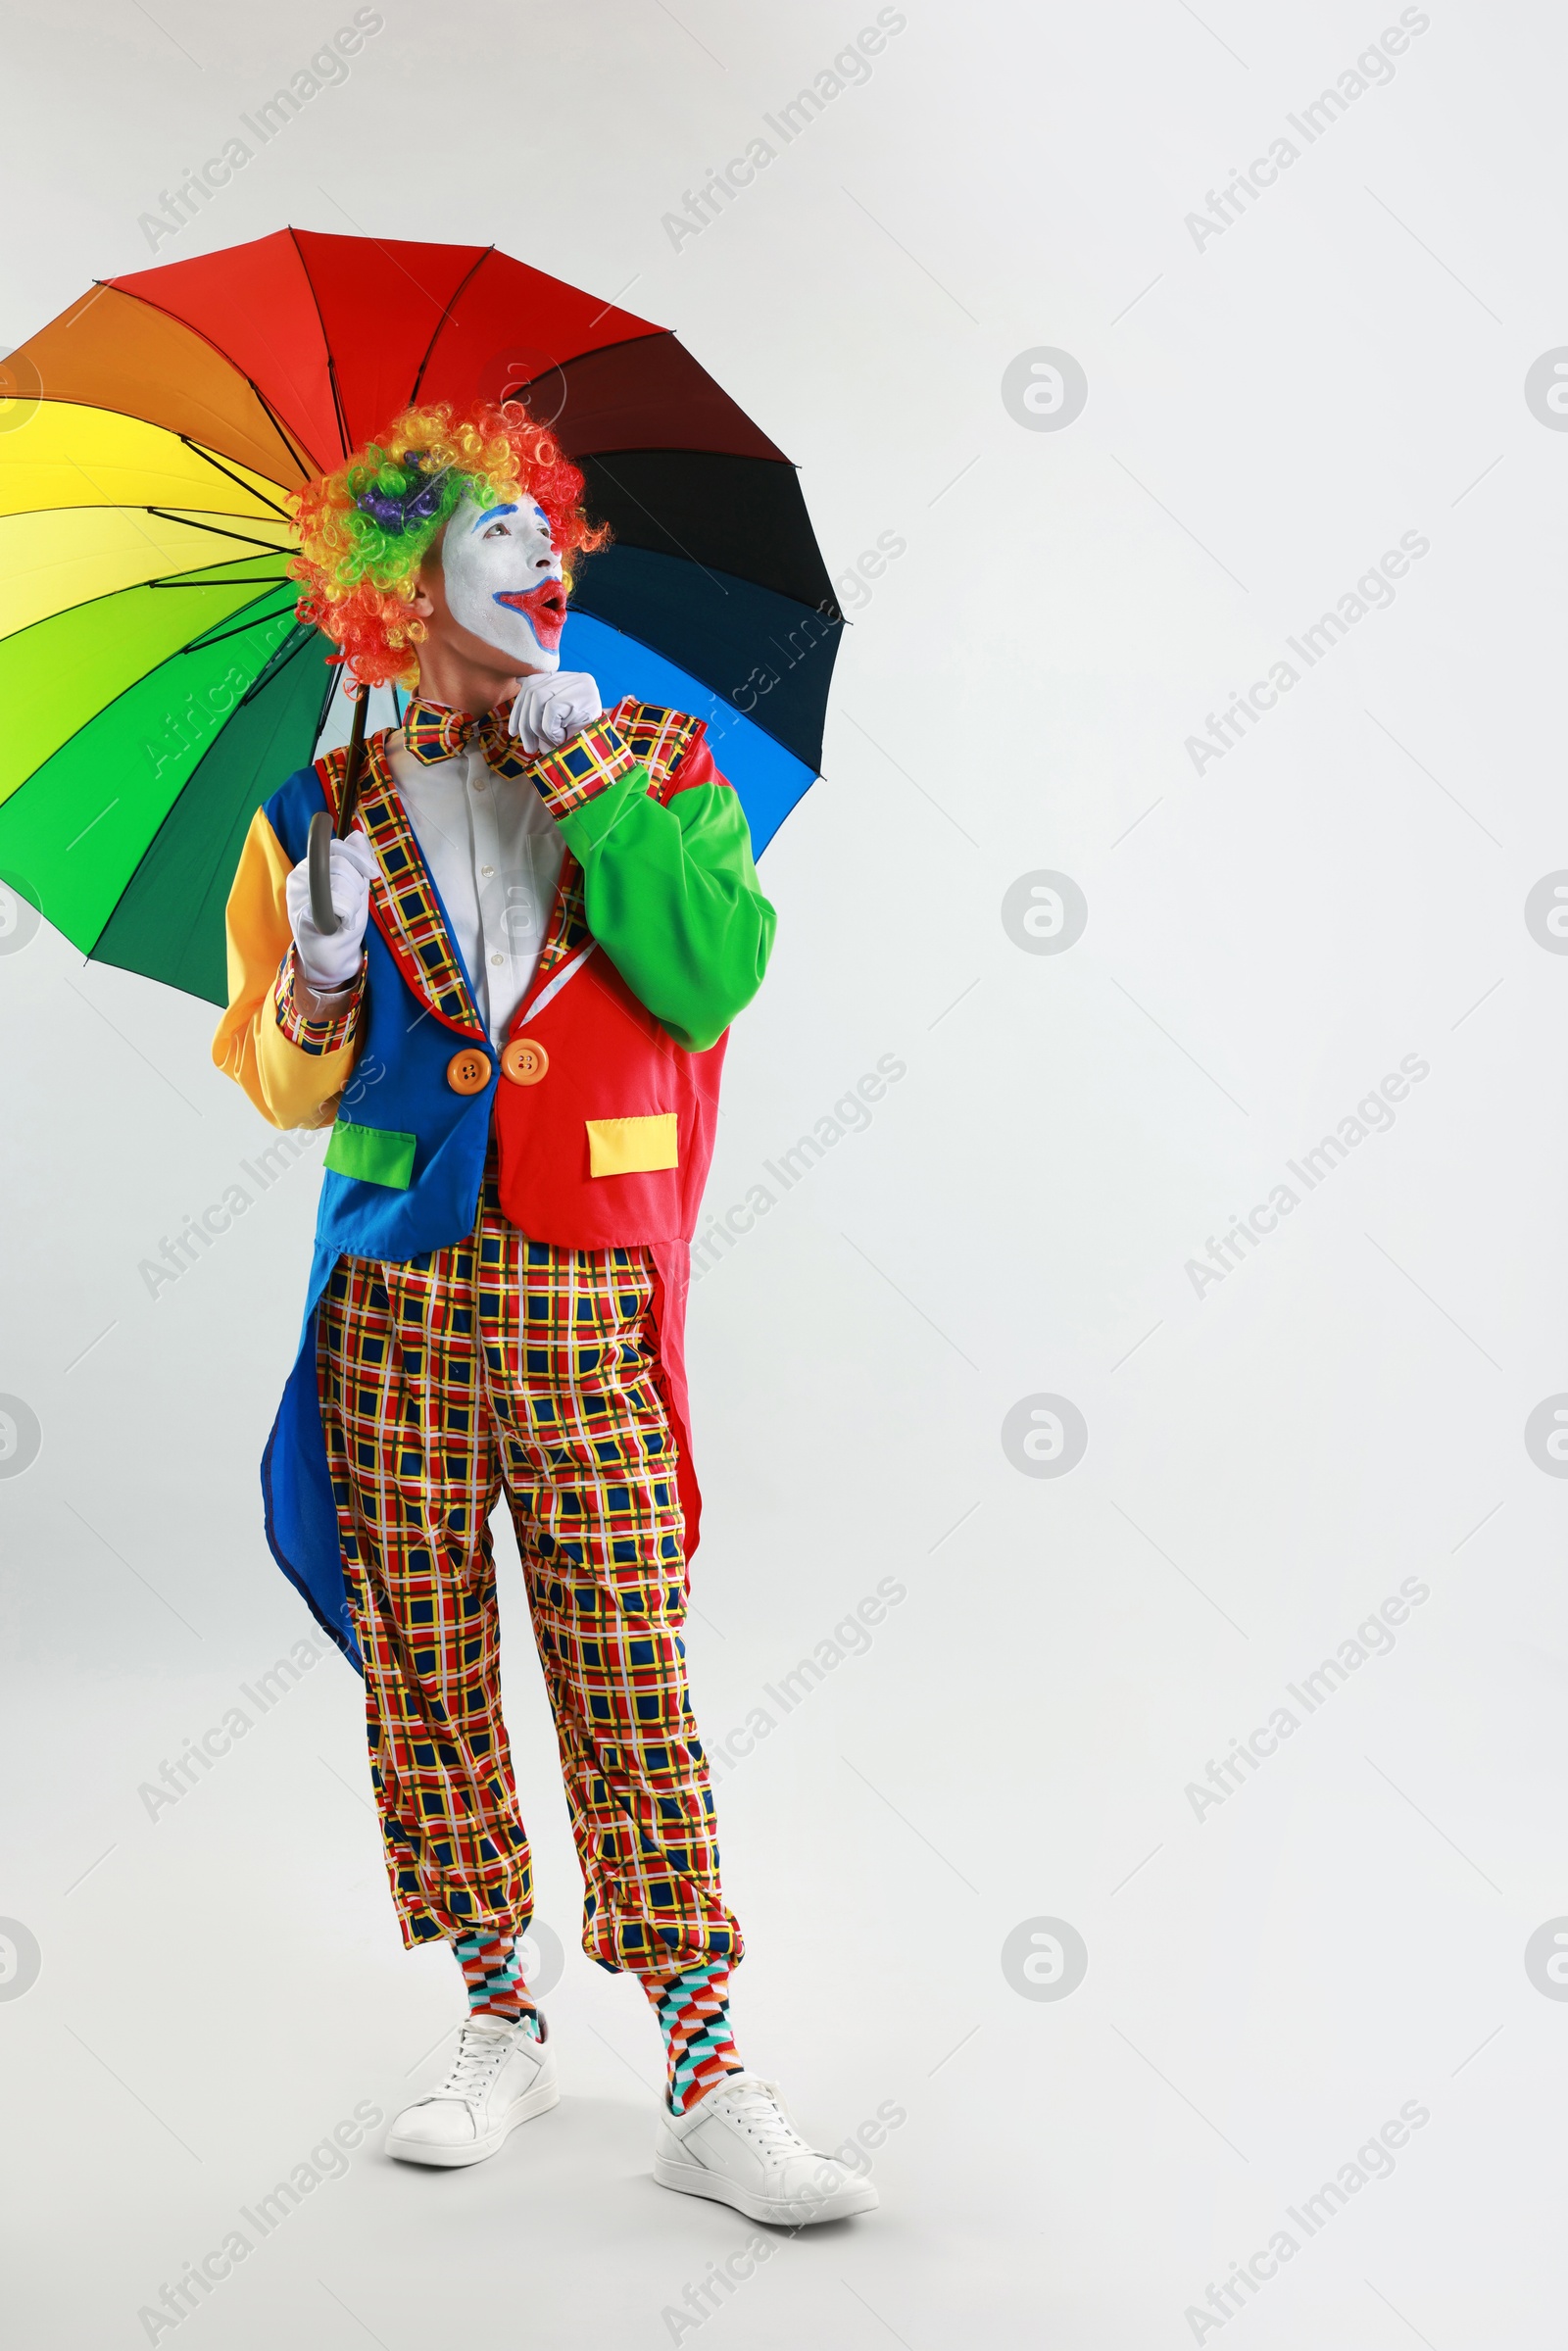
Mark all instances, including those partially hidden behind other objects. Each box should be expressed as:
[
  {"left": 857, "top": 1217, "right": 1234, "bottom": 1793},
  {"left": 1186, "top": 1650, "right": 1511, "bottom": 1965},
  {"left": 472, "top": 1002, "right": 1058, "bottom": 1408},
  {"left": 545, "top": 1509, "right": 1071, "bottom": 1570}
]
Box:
[
  {"left": 306, "top": 686, "right": 371, "bottom": 934},
  {"left": 307, "top": 808, "right": 340, "bottom": 936}
]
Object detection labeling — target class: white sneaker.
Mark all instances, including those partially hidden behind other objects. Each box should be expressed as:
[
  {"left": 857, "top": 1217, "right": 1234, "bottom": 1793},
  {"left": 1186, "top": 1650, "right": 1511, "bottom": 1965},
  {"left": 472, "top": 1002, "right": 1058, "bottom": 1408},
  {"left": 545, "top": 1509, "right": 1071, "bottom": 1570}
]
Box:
[
  {"left": 386, "top": 2013, "right": 559, "bottom": 2167},
  {"left": 652, "top": 2071, "right": 880, "bottom": 2226}
]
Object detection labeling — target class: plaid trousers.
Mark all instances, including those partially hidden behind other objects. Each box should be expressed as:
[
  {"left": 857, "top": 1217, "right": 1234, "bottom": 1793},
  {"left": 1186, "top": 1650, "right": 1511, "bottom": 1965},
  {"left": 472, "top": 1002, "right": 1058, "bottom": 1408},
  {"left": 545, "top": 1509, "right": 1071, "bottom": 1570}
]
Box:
[{"left": 316, "top": 1161, "right": 740, "bottom": 1973}]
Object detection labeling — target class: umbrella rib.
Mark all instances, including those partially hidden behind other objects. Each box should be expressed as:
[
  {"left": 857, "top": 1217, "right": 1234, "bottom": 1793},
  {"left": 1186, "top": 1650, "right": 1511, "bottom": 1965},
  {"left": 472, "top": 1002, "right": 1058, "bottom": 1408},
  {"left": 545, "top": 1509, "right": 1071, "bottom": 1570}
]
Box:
[
  {"left": 287, "top": 229, "right": 352, "bottom": 461},
  {"left": 247, "top": 377, "right": 318, "bottom": 482},
  {"left": 325, "top": 353, "right": 352, "bottom": 464},
  {"left": 143, "top": 508, "right": 295, "bottom": 556},
  {"left": 314, "top": 660, "right": 344, "bottom": 745},
  {"left": 407, "top": 244, "right": 496, "bottom": 407},
  {"left": 237, "top": 623, "right": 317, "bottom": 711},
  {"left": 176, "top": 437, "right": 294, "bottom": 521},
  {"left": 176, "top": 598, "right": 296, "bottom": 658},
  {"left": 149, "top": 576, "right": 288, "bottom": 588}
]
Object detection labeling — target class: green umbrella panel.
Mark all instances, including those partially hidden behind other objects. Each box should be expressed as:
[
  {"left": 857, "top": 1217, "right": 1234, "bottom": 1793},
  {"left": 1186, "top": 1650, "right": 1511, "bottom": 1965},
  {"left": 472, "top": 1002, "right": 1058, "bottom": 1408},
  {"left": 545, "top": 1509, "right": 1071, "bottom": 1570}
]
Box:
[{"left": 0, "top": 560, "right": 337, "bottom": 1004}]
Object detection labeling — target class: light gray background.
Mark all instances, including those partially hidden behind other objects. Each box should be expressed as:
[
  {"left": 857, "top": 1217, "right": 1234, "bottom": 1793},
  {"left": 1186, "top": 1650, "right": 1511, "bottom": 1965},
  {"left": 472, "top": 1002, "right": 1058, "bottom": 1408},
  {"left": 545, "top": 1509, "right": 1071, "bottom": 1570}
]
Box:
[{"left": 3, "top": 2, "right": 1565, "bottom": 2344}]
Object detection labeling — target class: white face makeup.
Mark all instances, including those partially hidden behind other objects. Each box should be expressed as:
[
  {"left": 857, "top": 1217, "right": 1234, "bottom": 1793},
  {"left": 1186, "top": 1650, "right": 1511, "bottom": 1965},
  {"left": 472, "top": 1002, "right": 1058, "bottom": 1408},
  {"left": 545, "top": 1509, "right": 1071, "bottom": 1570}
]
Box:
[{"left": 439, "top": 493, "right": 566, "bottom": 671}]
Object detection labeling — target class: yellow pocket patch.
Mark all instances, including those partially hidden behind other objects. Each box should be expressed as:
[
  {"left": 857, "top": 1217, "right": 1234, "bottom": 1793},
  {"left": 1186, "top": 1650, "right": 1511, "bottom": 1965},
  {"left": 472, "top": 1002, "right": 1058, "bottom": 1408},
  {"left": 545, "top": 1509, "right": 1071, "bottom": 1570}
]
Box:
[{"left": 586, "top": 1113, "right": 680, "bottom": 1177}]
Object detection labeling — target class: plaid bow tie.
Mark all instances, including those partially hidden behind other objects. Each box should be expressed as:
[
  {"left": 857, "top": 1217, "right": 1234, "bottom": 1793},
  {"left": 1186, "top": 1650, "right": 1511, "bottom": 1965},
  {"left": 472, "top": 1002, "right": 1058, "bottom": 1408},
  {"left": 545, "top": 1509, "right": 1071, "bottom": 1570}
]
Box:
[{"left": 401, "top": 698, "right": 535, "bottom": 778}]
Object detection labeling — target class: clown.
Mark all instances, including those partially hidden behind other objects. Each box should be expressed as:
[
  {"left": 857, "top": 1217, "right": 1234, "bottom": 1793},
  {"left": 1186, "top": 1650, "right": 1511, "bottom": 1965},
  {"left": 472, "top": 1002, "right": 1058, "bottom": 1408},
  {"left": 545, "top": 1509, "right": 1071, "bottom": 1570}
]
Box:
[{"left": 215, "top": 400, "right": 875, "bottom": 2225}]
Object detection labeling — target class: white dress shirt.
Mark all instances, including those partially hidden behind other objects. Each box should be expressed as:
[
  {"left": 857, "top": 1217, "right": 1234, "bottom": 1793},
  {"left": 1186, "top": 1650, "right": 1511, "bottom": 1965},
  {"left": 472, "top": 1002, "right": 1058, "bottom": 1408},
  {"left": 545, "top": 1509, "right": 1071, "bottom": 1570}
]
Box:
[{"left": 385, "top": 729, "right": 566, "bottom": 1046}]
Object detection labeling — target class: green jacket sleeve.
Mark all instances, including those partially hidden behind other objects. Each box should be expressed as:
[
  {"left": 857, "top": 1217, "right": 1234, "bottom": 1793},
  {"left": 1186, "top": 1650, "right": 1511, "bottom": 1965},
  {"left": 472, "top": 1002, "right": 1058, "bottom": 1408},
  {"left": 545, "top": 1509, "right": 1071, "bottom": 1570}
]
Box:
[{"left": 533, "top": 721, "right": 776, "bottom": 1053}]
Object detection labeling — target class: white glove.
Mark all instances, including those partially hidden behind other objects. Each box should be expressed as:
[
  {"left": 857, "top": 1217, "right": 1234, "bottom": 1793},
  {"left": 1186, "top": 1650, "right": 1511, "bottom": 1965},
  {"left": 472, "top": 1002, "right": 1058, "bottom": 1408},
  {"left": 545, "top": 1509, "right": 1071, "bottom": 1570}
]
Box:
[
  {"left": 285, "top": 829, "right": 378, "bottom": 993},
  {"left": 508, "top": 670, "right": 603, "bottom": 756}
]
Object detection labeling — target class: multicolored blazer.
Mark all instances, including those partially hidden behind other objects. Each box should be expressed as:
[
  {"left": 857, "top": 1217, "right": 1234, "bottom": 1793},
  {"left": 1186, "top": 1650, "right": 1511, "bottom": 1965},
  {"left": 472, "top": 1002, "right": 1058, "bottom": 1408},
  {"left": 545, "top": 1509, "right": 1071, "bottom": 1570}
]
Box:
[{"left": 213, "top": 696, "right": 775, "bottom": 1662}]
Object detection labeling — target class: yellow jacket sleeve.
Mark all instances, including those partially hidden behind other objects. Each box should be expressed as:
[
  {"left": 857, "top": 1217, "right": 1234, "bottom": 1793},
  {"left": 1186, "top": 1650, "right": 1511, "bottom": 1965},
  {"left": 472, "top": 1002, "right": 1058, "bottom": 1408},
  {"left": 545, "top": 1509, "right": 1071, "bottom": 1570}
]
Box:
[{"left": 211, "top": 807, "right": 362, "bottom": 1132}]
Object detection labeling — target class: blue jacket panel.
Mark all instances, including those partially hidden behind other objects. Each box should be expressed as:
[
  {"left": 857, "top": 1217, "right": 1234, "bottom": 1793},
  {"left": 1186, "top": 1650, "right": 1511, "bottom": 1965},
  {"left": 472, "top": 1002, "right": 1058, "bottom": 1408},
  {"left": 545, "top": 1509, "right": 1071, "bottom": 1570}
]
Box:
[
  {"left": 264, "top": 766, "right": 497, "bottom": 1262},
  {"left": 263, "top": 1243, "right": 359, "bottom": 1667}
]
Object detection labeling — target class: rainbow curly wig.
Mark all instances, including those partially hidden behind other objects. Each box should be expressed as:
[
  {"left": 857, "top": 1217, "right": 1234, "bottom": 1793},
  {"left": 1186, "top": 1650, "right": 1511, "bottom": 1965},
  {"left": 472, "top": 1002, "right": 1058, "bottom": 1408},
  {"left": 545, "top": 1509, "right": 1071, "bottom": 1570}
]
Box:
[{"left": 289, "top": 398, "right": 609, "bottom": 690}]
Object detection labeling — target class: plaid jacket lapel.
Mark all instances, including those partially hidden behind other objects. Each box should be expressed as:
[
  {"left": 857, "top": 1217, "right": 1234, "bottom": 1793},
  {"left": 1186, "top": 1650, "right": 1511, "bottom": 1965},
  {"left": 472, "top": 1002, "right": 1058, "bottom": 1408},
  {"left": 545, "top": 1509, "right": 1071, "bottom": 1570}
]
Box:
[
  {"left": 316, "top": 732, "right": 486, "bottom": 1040},
  {"left": 523, "top": 849, "right": 590, "bottom": 1003}
]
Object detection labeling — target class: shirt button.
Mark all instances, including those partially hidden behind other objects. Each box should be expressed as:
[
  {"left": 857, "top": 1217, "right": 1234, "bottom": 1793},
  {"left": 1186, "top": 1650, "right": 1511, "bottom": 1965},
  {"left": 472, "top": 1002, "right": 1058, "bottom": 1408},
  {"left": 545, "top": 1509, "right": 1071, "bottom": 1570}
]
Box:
[
  {"left": 481, "top": 864, "right": 494, "bottom": 877},
  {"left": 491, "top": 953, "right": 504, "bottom": 966},
  {"left": 472, "top": 776, "right": 487, "bottom": 792}
]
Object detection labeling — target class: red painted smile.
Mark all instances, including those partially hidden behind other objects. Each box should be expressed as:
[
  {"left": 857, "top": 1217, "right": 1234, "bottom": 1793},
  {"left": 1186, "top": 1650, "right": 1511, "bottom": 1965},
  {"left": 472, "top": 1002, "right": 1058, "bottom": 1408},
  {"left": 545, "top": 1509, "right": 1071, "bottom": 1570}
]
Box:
[{"left": 493, "top": 577, "right": 566, "bottom": 649}]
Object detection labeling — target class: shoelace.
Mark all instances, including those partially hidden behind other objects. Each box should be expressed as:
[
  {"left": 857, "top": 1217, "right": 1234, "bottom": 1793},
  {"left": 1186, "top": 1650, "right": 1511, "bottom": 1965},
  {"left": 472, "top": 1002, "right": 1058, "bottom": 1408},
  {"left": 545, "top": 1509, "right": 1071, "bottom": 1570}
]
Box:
[
  {"left": 434, "top": 2025, "right": 514, "bottom": 2102},
  {"left": 716, "top": 2080, "right": 813, "bottom": 2156}
]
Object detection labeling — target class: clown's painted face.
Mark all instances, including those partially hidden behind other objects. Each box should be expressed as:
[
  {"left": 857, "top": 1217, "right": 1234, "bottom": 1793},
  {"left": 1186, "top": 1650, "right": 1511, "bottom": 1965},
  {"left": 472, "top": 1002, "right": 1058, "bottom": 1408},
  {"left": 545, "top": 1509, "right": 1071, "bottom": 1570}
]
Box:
[{"left": 439, "top": 493, "right": 566, "bottom": 671}]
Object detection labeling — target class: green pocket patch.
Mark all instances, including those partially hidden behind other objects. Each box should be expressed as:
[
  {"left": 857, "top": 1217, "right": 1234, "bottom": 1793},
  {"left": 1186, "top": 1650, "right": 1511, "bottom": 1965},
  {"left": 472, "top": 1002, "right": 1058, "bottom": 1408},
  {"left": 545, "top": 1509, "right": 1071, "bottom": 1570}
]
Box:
[{"left": 323, "top": 1120, "right": 416, "bottom": 1190}]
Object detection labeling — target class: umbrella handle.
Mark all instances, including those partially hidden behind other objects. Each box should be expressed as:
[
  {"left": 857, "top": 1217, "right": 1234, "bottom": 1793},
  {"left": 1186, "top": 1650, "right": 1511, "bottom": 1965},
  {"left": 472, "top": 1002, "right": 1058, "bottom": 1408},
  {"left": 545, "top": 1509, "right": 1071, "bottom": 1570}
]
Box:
[
  {"left": 336, "top": 681, "right": 370, "bottom": 840},
  {"left": 307, "top": 683, "right": 371, "bottom": 933},
  {"left": 307, "top": 809, "right": 340, "bottom": 936}
]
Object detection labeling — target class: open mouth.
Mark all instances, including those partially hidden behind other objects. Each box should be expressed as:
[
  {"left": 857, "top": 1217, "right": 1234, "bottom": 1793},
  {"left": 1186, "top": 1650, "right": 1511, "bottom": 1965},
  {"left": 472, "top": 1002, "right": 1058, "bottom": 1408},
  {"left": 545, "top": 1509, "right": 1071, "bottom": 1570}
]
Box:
[{"left": 493, "top": 578, "right": 566, "bottom": 647}]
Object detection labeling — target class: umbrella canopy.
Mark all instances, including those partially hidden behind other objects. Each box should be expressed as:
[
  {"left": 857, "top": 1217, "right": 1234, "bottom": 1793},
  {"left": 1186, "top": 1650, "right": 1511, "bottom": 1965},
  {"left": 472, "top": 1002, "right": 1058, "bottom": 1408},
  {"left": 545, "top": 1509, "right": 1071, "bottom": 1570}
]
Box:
[{"left": 0, "top": 228, "right": 842, "bottom": 1004}]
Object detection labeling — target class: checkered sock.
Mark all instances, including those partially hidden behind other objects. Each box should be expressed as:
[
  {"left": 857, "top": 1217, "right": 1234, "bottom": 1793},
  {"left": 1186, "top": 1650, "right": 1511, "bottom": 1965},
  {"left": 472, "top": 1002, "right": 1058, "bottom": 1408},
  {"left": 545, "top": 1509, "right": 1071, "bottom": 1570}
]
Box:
[
  {"left": 640, "top": 1957, "right": 744, "bottom": 2114},
  {"left": 453, "top": 1926, "right": 540, "bottom": 2036}
]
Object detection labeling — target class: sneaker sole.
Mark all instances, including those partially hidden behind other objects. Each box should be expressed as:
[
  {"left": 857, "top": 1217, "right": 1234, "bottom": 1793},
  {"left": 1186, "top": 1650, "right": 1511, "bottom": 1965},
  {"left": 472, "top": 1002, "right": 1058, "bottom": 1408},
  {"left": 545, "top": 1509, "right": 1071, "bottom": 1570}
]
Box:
[
  {"left": 386, "top": 2077, "right": 561, "bottom": 2168},
  {"left": 652, "top": 2149, "right": 879, "bottom": 2226}
]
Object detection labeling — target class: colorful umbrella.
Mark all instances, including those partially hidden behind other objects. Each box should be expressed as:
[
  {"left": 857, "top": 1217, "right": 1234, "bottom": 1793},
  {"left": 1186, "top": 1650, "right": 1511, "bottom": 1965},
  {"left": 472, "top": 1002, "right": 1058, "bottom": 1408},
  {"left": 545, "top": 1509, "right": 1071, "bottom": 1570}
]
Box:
[{"left": 0, "top": 228, "right": 842, "bottom": 1004}]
